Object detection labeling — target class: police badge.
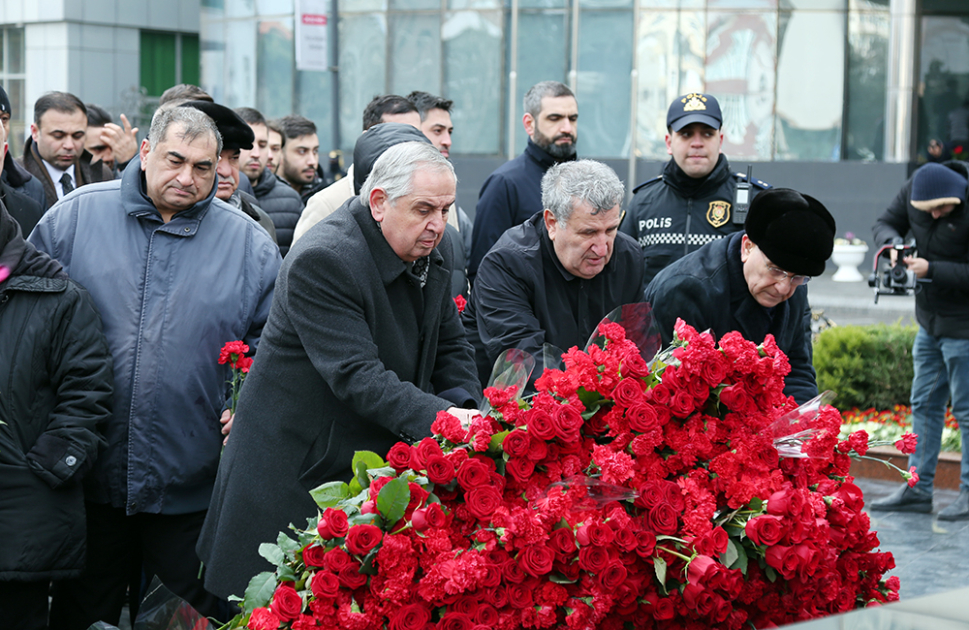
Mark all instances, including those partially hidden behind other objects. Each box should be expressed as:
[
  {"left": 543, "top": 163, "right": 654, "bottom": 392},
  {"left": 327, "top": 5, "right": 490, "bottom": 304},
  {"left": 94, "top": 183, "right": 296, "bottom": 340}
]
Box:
[
  {"left": 707, "top": 200, "right": 731, "bottom": 228},
  {"left": 682, "top": 93, "right": 707, "bottom": 112}
]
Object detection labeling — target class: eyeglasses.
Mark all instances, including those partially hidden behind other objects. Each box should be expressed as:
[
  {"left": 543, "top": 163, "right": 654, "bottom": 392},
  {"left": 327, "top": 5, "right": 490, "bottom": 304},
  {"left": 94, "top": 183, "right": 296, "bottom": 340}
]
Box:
[{"left": 765, "top": 264, "right": 811, "bottom": 286}]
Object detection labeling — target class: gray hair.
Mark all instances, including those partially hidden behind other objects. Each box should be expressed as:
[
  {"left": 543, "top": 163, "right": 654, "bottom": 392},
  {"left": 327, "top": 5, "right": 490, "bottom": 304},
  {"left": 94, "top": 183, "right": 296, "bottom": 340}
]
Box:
[
  {"left": 542, "top": 160, "right": 625, "bottom": 223},
  {"left": 148, "top": 106, "right": 223, "bottom": 155},
  {"left": 360, "top": 142, "right": 455, "bottom": 207},
  {"left": 523, "top": 81, "right": 575, "bottom": 119}
]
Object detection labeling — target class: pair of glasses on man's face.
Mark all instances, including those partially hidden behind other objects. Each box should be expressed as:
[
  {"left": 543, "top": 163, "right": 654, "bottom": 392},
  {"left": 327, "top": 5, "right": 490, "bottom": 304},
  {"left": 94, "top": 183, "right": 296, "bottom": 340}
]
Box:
[{"left": 765, "top": 264, "right": 811, "bottom": 286}]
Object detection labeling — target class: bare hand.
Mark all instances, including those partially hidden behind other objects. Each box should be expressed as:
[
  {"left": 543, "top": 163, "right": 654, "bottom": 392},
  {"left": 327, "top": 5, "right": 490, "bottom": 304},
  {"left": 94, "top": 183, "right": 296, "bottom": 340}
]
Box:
[
  {"left": 903, "top": 256, "right": 929, "bottom": 279},
  {"left": 220, "top": 409, "right": 234, "bottom": 445},
  {"left": 100, "top": 114, "right": 139, "bottom": 165},
  {"left": 446, "top": 407, "right": 480, "bottom": 430},
  {"left": 928, "top": 139, "right": 943, "bottom": 158}
]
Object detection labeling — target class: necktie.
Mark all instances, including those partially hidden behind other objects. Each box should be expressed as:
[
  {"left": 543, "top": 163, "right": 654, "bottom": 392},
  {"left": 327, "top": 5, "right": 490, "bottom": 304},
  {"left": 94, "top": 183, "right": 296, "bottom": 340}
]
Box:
[{"left": 60, "top": 172, "right": 74, "bottom": 196}]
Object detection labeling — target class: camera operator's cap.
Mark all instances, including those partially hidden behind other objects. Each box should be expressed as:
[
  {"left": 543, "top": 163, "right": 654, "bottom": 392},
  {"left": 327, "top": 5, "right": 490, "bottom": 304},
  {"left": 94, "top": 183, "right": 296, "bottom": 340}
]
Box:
[
  {"left": 667, "top": 92, "right": 722, "bottom": 132},
  {"left": 911, "top": 163, "right": 967, "bottom": 211},
  {"left": 0, "top": 85, "right": 10, "bottom": 115},
  {"left": 745, "top": 188, "right": 836, "bottom": 277},
  {"left": 178, "top": 100, "right": 254, "bottom": 151}
]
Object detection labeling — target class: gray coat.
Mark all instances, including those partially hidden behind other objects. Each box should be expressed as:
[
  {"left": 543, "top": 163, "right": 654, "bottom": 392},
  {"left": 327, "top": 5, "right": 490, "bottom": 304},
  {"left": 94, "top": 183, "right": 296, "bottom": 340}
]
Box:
[{"left": 197, "top": 196, "right": 480, "bottom": 599}]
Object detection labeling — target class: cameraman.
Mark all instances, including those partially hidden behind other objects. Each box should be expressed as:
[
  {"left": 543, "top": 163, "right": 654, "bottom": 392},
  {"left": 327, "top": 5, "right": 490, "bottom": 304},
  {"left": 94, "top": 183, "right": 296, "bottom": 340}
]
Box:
[{"left": 870, "top": 162, "right": 969, "bottom": 519}]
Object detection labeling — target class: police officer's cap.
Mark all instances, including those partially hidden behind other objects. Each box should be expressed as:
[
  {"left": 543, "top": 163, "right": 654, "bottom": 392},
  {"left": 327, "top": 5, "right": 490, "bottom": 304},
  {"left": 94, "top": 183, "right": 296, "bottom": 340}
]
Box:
[
  {"left": 744, "top": 188, "right": 835, "bottom": 278},
  {"left": 179, "top": 100, "right": 254, "bottom": 152},
  {"left": 667, "top": 93, "right": 722, "bottom": 132}
]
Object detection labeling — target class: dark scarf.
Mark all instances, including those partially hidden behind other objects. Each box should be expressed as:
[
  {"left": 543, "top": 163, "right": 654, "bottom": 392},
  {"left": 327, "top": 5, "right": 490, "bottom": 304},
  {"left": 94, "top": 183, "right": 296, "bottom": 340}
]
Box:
[{"left": 0, "top": 202, "right": 66, "bottom": 283}]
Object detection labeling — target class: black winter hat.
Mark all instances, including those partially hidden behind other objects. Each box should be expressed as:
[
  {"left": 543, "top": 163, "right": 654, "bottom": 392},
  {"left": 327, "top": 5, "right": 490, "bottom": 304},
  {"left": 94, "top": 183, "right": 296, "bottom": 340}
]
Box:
[
  {"left": 179, "top": 100, "right": 254, "bottom": 151},
  {"left": 744, "top": 188, "right": 835, "bottom": 277},
  {"left": 667, "top": 92, "right": 722, "bottom": 132},
  {"left": 911, "top": 163, "right": 967, "bottom": 211},
  {"left": 0, "top": 85, "right": 10, "bottom": 116},
  {"left": 353, "top": 122, "right": 431, "bottom": 195}
]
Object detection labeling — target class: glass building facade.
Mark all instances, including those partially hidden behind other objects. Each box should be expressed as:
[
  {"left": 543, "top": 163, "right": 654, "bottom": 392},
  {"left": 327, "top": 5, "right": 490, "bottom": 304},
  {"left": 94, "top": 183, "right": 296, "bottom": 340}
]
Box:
[{"left": 199, "top": 0, "right": 968, "bottom": 164}]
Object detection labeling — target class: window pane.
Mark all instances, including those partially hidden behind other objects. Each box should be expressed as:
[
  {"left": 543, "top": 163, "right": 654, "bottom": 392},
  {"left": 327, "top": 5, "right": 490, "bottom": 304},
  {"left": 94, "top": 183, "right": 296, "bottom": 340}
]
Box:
[
  {"left": 181, "top": 34, "right": 201, "bottom": 86},
  {"left": 444, "top": 10, "right": 502, "bottom": 154},
  {"left": 577, "top": 10, "right": 634, "bottom": 157},
  {"left": 8, "top": 27, "right": 24, "bottom": 74},
  {"left": 774, "top": 11, "right": 844, "bottom": 160},
  {"left": 297, "top": 70, "right": 334, "bottom": 153},
  {"left": 338, "top": 13, "right": 387, "bottom": 153},
  {"left": 709, "top": 0, "right": 777, "bottom": 8},
  {"left": 581, "top": 0, "right": 632, "bottom": 7},
  {"left": 201, "top": 16, "right": 226, "bottom": 102},
  {"left": 0, "top": 30, "right": 5, "bottom": 72},
  {"left": 140, "top": 32, "right": 177, "bottom": 97},
  {"left": 845, "top": 9, "right": 888, "bottom": 160},
  {"left": 784, "top": 0, "right": 845, "bottom": 8},
  {"left": 707, "top": 11, "right": 777, "bottom": 160},
  {"left": 635, "top": 10, "right": 706, "bottom": 159},
  {"left": 7, "top": 78, "right": 25, "bottom": 158},
  {"left": 257, "top": 0, "right": 293, "bottom": 14},
  {"left": 919, "top": 16, "right": 969, "bottom": 161},
  {"left": 258, "top": 19, "right": 295, "bottom": 119},
  {"left": 450, "top": 0, "right": 500, "bottom": 7},
  {"left": 391, "top": 0, "right": 439, "bottom": 8},
  {"left": 342, "top": 0, "right": 387, "bottom": 11},
  {"left": 227, "top": 0, "right": 256, "bottom": 17},
  {"left": 389, "top": 13, "right": 441, "bottom": 97},
  {"left": 520, "top": 0, "right": 566, "bottom": 7},
  {"left": 516, "top": 10, "right": 568, "bottom": 134},
  {"left": 224, "top": 20, "right": 257, "bottom": 108}
]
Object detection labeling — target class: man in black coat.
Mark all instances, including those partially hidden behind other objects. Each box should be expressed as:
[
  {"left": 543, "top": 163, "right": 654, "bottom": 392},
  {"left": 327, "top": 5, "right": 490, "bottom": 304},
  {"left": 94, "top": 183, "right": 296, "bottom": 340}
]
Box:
[
  {"left": 469, "top": 81, "right": 578, "bottom": 283},
  {"left": 198, "top": 141, "right": 481, "bottom": 600},
  {"left": 464, "top": 160, "right": 645, "bottom": 387},
  {"left": 621, "top": 93, "right": 771, "bottom": 284},
  {"left": 0, "top": 202, "right": 112, "bottom": 629},
  {"left": 869, "top": 162, "right": 969, "bottom": 519},
  {"left": 0, "top": 108, "right": 44, "bottom": 234},
  {"left": 644, "top": 188, "right": 835, "bottom": 405}
]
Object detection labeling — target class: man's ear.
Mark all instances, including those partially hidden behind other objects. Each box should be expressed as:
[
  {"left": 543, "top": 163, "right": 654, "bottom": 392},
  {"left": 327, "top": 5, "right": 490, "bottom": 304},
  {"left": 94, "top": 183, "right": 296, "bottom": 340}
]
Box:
[
  {"left": 370, "top": 188, "right": 389, "bottom": 222},
  {"left": 543, "top": 208, "right": 558, "bottom": 240},
  {"left": 139, "top": 138, "right": 151, "bottom": 171},
  {"left": 30, "top": 123, "right": 39, "bottom": 143},
  {"left": 523, "top": 112, "right": 535, "bottom": 138}
]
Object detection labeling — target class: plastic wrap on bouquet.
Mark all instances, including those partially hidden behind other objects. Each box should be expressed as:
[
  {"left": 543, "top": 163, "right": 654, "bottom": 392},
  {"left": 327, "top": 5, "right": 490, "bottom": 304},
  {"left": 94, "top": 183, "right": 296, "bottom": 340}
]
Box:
[
  {"left": 771, "top": 391, "right": 837, "bottom": 458},
  {"left": 584, "top": 303, "right": 661, "bottom": 362},
  {"left": 479, "top": 348, "right": 535, "bottom": 416},
  {"left": 133, "top": 577, "right": 213, "bottom": 630}
]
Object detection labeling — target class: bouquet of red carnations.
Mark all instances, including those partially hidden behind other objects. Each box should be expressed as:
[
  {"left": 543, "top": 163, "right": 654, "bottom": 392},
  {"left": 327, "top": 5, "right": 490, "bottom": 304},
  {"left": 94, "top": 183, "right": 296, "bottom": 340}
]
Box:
[{"left": 229, "top": 318, "right": 907, "bottom": 630}]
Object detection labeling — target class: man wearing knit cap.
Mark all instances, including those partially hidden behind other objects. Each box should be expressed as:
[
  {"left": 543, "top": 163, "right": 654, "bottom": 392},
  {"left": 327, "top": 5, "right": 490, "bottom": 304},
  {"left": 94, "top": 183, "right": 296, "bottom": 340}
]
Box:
[
  {"left": 871, "top": 161, "right": 969, "bottom": 519},
  {"left": 645, "top": 188, "right": 835, "bottom": 404}
]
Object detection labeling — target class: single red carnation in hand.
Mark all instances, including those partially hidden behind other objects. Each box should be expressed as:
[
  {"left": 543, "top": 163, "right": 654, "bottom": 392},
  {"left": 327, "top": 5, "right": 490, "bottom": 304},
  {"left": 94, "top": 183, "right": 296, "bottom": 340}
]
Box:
[
  {"left": 345, "top": 524, "right": 383, "bottom": 555},
  {"left": 453, "top": 294, "right": 467, "bottom": 313},
  {"left": 218, "top": 340, "right": 250, "bottom": 369}
]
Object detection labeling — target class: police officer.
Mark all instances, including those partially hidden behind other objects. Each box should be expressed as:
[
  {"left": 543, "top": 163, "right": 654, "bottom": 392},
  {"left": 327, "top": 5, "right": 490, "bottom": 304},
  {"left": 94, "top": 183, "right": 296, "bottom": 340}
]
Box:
[{"left": 621, "top": 92, "right": 771, "bottom": 284}]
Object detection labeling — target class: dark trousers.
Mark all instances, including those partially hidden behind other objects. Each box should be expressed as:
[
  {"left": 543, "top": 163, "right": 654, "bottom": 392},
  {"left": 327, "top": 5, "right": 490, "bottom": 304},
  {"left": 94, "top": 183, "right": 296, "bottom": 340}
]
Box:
[
  {"left": 48, "top": 503, "right": 229, "bottom": 630},
  {"left": 0, "top": 580, "right": 49, "bottom": 630}
]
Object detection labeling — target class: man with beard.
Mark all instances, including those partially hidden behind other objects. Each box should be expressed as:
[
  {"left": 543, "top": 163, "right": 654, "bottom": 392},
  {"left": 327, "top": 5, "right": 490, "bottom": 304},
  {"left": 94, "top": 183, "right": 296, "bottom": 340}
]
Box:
[
  {"left": 277, "top": 115, "right": 329, "bottom": 206},
  {"left": 621, "top": 93, "right": 772, "bottom": 284},
  {"left": 469, "top": 81, "right": 578, "bottom": 283}
]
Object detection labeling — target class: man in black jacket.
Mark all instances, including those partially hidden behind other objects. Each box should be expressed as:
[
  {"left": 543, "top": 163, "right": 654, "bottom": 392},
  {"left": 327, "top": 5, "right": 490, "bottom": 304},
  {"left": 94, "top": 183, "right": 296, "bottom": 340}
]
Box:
[
  {"left": 644, "top": 188, "right": 834, "bottom": 405},
  {"left": 0, "top": 103, "right": 43, "bottom": 234},
  {"left": 464, "top": 160, "right": 644, "bottom": 387},
  {"left": 0, "top": 85, "right": 46, "bottom": 209},
  {"left": 621, "top": 93, "right": 771, "bottom": 284},
  {"left": 870, "top": 162, "right": 969, "bottom": 519},
  {"left": 469, "top": 81, "right": 578, "bottom": 283},
  {"left": 236, "top": 107, "right": 303, "bottom": 255},
  {"left": 277, "top": 114, "right": 330, "bottom": 206}
]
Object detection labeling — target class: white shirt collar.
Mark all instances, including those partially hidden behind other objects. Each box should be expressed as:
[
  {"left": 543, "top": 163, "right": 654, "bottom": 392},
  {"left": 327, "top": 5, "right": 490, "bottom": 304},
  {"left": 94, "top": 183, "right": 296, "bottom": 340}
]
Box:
[{"left": 42, "top": 159, "right": 77, "bottom": 199}]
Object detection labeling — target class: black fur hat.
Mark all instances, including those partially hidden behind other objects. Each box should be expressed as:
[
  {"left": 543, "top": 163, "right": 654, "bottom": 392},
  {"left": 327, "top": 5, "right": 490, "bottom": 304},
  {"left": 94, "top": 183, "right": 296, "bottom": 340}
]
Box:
[
  {"left": 744, "top": 188, "right": 835, "bottom": 277},
  {"left": 179, "top": 100, "right": 254, "bottom": 152}
]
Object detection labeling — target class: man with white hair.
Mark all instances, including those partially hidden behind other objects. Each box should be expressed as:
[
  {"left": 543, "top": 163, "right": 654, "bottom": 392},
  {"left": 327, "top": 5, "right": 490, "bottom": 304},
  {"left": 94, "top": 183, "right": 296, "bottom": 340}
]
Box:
[
  {"left": 463, "top": 160, "right": 645, "bottom": 386},
  {"left": 198, "top": 141, "right": 481, "bottom": 599}
]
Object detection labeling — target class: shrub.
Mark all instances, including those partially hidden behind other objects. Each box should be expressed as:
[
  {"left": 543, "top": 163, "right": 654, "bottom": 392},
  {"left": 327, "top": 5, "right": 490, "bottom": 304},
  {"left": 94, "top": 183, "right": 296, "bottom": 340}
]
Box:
[{"left": 814, "top": 322, "right": 917, "bottom": 410}]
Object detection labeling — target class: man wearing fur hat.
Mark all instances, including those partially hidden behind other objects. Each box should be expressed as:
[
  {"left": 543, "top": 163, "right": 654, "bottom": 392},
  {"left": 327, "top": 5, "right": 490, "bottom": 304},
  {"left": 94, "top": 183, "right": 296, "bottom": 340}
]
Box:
[
  {"left": 644, "top": 188, "right": 835, "bottom": 404},
  {"left": 870, "top": 162, "right": 969, "bottom": 519}
]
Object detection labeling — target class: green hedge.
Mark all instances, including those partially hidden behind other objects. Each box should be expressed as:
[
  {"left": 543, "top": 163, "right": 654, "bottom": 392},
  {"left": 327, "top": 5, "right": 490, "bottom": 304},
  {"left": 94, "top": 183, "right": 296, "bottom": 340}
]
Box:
[{"left": 813, "top": 323, "right": 917, "bottom": 410}]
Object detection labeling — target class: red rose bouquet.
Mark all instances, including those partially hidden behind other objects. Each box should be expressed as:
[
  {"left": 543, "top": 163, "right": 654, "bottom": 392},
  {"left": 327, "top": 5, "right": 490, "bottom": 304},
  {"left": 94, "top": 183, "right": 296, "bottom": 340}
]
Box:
[{"left": 224, "top": 318, "right": 909, "bottom": 630}]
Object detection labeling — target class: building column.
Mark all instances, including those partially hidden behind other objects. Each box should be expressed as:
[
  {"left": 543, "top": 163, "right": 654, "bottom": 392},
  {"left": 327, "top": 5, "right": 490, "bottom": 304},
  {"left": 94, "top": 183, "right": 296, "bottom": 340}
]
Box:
[{"left": 884, "top": 0, "right": 919, "bottom": 163}]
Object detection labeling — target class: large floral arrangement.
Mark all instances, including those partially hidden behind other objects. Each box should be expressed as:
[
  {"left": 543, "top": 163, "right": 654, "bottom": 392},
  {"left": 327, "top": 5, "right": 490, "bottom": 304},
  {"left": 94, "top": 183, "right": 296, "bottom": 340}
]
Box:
[{"left": 227, "top": 319, "right": 907, "bottom": 630}]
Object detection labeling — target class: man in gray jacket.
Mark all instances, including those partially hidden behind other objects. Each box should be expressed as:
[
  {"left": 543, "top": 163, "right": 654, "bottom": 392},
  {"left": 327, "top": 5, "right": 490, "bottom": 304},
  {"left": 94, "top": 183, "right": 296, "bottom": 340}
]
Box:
[{"left": 29, "top": 104, "right": 281, "bottom": 628}]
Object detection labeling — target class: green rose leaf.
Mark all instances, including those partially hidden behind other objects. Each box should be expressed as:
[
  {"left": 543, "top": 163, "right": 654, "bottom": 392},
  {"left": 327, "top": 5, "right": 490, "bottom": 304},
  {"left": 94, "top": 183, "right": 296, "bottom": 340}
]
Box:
[
  {"left": 258, "top": 543, "right": 284, "bottom": 567},
  {"left": 242, "top": 571, "right": 276, "bottom": 613},
  {"left": 653, "top": 556, "right": 667, "bottom": 585},
  {"left": 352, "top": 451, "right": 386, "bottom": 488},
  {"left": 377, "top": 477, "right": 411, "bottom": 524},
  {"left": 309, "top": 481, "right": 350, "bottom": 509}
]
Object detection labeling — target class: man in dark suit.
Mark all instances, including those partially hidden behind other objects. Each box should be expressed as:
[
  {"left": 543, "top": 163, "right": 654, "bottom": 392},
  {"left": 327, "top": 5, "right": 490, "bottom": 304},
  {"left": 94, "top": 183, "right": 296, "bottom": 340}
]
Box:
[{"left": 197, "top": 141, "right": 481, "bottom": 600}]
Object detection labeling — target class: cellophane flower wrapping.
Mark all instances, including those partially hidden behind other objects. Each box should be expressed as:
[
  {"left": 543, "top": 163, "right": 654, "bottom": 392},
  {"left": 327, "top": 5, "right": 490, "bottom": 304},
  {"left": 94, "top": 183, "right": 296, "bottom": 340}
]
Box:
[{"left": 229, "top": 318, "right": 900, "bottom": 630}]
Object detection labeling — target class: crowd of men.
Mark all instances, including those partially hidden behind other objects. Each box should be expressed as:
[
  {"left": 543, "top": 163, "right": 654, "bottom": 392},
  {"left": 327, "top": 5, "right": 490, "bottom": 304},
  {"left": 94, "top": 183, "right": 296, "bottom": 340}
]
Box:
[{"left": 1, "top": 76, "right": 967, "bottom": 630}]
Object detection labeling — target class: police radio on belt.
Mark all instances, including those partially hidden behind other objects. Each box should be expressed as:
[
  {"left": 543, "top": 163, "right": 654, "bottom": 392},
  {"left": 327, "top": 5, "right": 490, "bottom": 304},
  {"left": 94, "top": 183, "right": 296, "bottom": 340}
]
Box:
[{"left": 733, "top": 165, "right": 753, "bottom": 225}]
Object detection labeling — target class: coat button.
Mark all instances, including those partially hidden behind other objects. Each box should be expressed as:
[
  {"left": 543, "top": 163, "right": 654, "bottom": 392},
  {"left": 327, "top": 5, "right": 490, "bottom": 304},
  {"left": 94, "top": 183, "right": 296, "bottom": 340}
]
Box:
[
  {"left": 184, "top": 227, "right": 191, "bottom": 233},
  {"left": 65, "top": 455, "right": 77, "bottom": 466}
]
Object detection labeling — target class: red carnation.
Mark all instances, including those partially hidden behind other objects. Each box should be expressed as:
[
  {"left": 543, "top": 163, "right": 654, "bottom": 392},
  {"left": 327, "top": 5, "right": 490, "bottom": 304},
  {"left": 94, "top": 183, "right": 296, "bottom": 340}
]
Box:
[
  {"left": 345, "top": 524, "right": 383, "bottom": 555},
  {"left": 218, "top": 340, "right": 249, "bottom": 368},
  {"left": 317, "top": 508, "right": 349, "bottom": 539},
  {"left": 895, "top": 433, "right": 918, "bottom": 454},
  {"left": 248, "top": 607, "right": 282, "bottom": 630},
  {"left": 453, "top": 294, "right": 467, "bottom": 313},
  {"left": 270, "top": 583, "right": 303, "bottom": 621}
]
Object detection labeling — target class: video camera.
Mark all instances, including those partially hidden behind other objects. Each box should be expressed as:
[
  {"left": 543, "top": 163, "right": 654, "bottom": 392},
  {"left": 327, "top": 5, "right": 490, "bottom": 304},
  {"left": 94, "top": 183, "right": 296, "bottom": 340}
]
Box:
[{"left": 868, "top": 239, "right": 921, "bottom": 303}]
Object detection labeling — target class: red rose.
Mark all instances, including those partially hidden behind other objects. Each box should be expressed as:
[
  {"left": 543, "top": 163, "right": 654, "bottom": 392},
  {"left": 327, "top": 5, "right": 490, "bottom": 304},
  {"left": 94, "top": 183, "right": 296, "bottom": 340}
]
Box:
[
  {"left": 310, "top": 571, "right": 340, "bottom": 599},
  {"left": 425, "top": 454, "right": 455, "bottom": 485},
  {"left": 575, "top": 522, "right": 614, "bottom": 547},
  {"left": 648, "top": 382, "right": 671, "bottom": 406},
  {"left": 577, "top": 545, "right": 610, "bottom": 573},
  {"left": 626, "top": 403, "right": 659, "bottom": 433},
  {"left": 271, "top": 583, "right": 303, "bottom": 621},
  {"left": 669, "top": 389, "right": 696, "bottom": 418},
  {"left": 694, "top": 527, "right": 729, "bottom": 556},
  {"left": 686, "top": 554, "right": 717, "bottom": 584},
  {"left": 474, "top": 604, "right": 499, "bottom": 627},
  {"left": 411, "top": 503, "right": 447, "bottom": 530},
  {"left": 611, "top": 378, "right": 646, "bottom": 408},
  {"left": 345, "top": 524, "right": 383, "bottom": 555},
  {"left": 504, "top": 456, "right": 535, "bottom": 482},
  {"left": 745, "top": 515, "right": 787, "bottom": 546},
  {"left": 323, "top": 548, "right": 352, "bottom": 573},
  {"left": 506, "top": 583, "right": 533, "bottom": 608},
  {"left": 337, "top": 561, "right": 368, "bottom": 589},
  {"left": 386, "top": 442, "right": 413, "bottom": 471},
  {"left": 502, "top": 429, "right": 531, "bottom": 457},
  {"left": 456, "top": 458, "right": 492, "bottom": 490},
  {"left": 764, "top": 544, "right": 799, "bottom": 579},
  {"left": 597, "top": 561, "right": 627, "bottom": 590},
  {"left": 525, "top": 434, "right": 548, "bottom": 461},
  {"left": 466, "top": 485, "right": 503, "bottom": 520},
  {"left": 301, "top": 544, "right": 327, "bottom": 568},
  {"left": 406, "top": 482, "right": 429, "bottom": 511},
  {"left": 518, "top": 544, "right": 554, "bottom": 577},
  {"left": 766, "top": 487, "right": 793, "bottom": 516},
  {"left": 369, "top": 475, "right": 393, "bottom": 499},
  {"left": 439, "top": 612, "right": 473, "bottom": 630},
  {"left": 414, "top": 437, "right": 443, "bottom": 466},
  {"left": 524, "top": 409, "right": 556, "bottom": 440},
  {"left": 317, "top": 508, "right": 349, "bottom": 539},
  {"left": 548, "top": 528, "right": 577, "bottom": 557},
  {"left": 248, "top": 607, "right": 282, "bottom": 630},
  {"left": 647, "top": 503, "right": 679, "bottom": 535},
  {"left": 389, "top": 603, "right": 431, "bottom": 630},
  {"left": 552, "top": 405, "right": 584, "bottom": 441}
]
